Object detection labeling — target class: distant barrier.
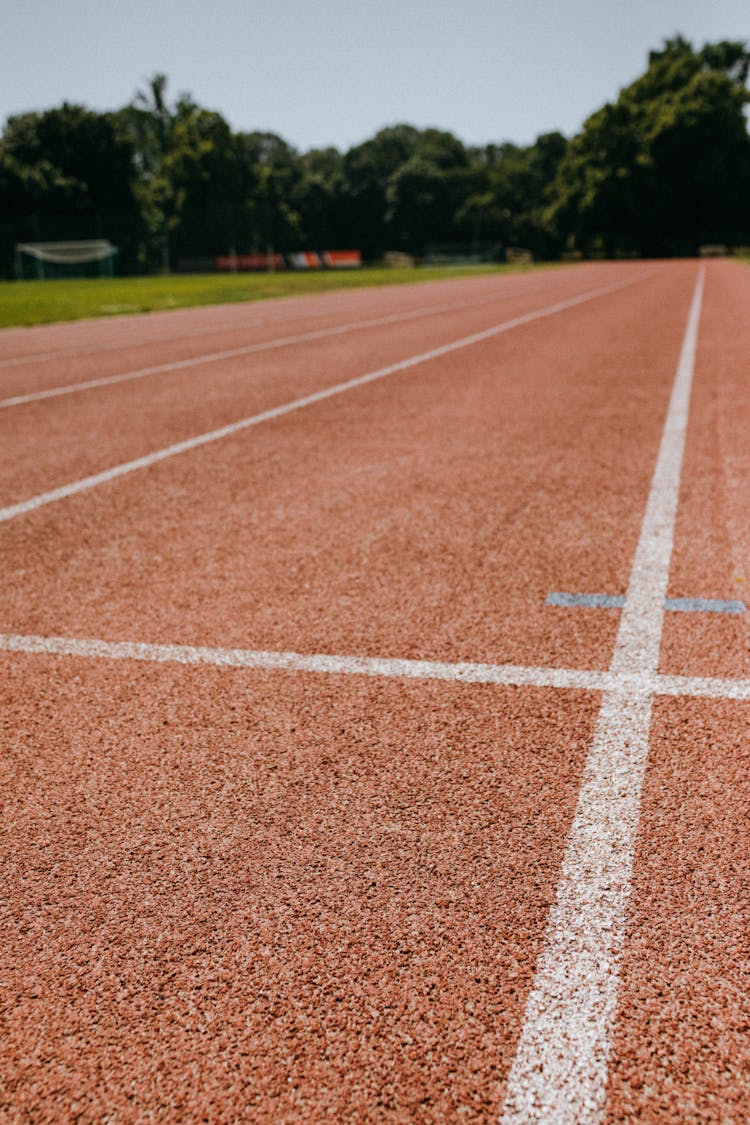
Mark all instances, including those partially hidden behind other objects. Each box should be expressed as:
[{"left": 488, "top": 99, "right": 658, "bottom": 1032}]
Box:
[
  {"left": 215, "top": 253, "right": 285, "bottom": 271},
  {"left": 322, "top": 250, "right": 361, "bottom": 268},
  {"left": 214, "top": 250, "right": 361, "bottom": 272},
  {"left": 287, "top": 251, "right": 321, "bottom": 269}
]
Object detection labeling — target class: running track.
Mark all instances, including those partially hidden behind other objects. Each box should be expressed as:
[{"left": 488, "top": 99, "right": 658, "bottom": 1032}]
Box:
[{"left": 1, "top": 261, "right": 748, "bottom": 1122}]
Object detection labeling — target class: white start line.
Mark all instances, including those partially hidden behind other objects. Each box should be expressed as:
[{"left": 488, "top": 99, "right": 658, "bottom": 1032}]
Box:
[{"left": 0, "top": 629, "right": 748, "bottom": 701}]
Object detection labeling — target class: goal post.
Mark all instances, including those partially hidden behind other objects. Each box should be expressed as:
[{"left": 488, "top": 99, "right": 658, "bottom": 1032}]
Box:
[{"left": 14, "top": 239, "right": 118, "bottom": 280}]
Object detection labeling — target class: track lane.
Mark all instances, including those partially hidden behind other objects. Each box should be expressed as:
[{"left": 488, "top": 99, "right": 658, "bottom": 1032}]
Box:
[
  {"left": 605, "top": 697, "right": 750, "bottom": 1122},
  {"left": 0, "top": 278, "right": 528, "bottom": 399},
  {"left": 0, "top": 266, "right": 619, "bottom": 387},
  {"left": 597, "top": 260, "right": 750, "bottom": 1122},
  {"left": 502, "top": 269, "right": 705, "bottom": 1121},
  {"left": 661, "top": 259, "right": 750, "bottom": 680},
  {"left": 0, "top": 265, "right": 657, "bottom": 507},
  {"left": 0, "top": 267, "right": 693, "bottom": 673},
  {"left": 0, "top": 655, "right": 596, "bottom": 1122},
  {"left": 1, "top": 259, "right": 746, "bottom": 1122},
  {"left": 0, "top": 267, "right": 617, "bottom": 400}
]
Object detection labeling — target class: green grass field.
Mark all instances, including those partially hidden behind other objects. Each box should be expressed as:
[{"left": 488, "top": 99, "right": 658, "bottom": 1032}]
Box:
[{"left": 0, "top": 264, "right": 558, "bottom": 329}]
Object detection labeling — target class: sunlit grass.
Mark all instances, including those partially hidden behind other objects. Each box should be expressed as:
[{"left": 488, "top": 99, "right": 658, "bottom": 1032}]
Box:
[{"left": 0, "top": 263, "right": 559, "bottom": 329}]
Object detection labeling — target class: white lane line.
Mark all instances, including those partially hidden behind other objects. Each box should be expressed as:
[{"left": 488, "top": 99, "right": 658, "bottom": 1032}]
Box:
[
  {"left": 0, "top": 630, "right": 748, "bottom": 700},
  {"left": 610, "top": 272, "right": 703, "bottom": 675},
  {"left": 0, "top": 267, "right": 631, "bottom": 372},
  {"left": 656, "top": 672, "right": 750, "bottom": 699},
  {"left": 0, "top": 271, "right": 644, "bottom": 406},
  {"left": 0, "top": 301, "right": 476, "bottom": 406},
  {"left": 0, "top": 295, "right": 506, "bottom": 406},
  {"left": 0, "top": 296, "right": 482, "bottom": 372},
  {"left": 501, "top": 268, "right": 705, "bottom": 1124},
  {"left": 0, "top": 273, "right": 650, "bottom": 526},
  {"left": 0, "top": 276, "right": 525, "bottom": 370}
]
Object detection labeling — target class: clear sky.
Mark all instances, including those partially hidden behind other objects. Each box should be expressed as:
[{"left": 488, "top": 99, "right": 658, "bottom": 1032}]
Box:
[{"left": 3, "top": 0, "right": 748, "bottom": 151}]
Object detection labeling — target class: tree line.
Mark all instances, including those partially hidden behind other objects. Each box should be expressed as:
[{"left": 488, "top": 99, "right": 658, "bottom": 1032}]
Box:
[{"left": 1, "top": 36, "right": 749, "bottom": 278}]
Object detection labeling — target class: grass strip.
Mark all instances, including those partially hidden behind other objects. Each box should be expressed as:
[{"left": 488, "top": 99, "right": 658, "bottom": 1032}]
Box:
[{"left": 0, "top": 264, "right": 559, "bottom": 329}]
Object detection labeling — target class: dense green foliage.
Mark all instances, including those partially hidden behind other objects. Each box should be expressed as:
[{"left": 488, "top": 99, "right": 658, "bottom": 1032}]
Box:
[
  {"left": 1, "top": 36, "right": 748, "bottom": 276},
  {"left": 549, "top": 38, "right": 750, "bottom": 256}
]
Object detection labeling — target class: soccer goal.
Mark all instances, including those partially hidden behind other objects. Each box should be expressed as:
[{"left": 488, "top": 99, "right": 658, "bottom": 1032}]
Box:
[{"left": 14, "top": 239, "right": 118, "bottom": 280}]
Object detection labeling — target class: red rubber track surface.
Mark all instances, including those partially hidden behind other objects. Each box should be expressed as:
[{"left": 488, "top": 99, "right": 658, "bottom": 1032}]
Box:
[
  {"left": 1, "top": 658, "right": 595, "bottom": 1121},
  {"left": 3, "top": 264, "right": 689, "bottom": 672},
  {"left": 0, "top": 267, "right": 618, "bottom": 399},
  {"left": 660, "top": 260, "right": 750, "bottom": 679},
  {"left": 1, "top": 262, "right": 748, "bottom": 1122},
  {"left": 0, "top": 265, "right": 641, "bottom": 504},
  {"left": 606, "top": 698, "right": 750, "bottom": 1122}
]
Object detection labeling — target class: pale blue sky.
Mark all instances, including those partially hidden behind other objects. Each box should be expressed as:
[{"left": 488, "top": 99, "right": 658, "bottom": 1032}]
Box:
[{"left": 3, "top": 0, "right": 748, "bottom": 150}]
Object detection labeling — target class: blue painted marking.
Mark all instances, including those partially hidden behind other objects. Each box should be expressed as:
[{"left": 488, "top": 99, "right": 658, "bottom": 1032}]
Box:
[
  {"left": 547, "top": 592, "right": 746, "bottom": 614},
  {"left": 546, "top": 593, "right": 625, "bottom": 609},
  {"left": 664, "top": 597, "right": 746, "bottom": 615}
]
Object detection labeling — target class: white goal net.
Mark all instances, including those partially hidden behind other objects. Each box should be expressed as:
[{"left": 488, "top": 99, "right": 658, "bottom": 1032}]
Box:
[{"left": 15, "top": 239, "right": 118, "bottom": 279}]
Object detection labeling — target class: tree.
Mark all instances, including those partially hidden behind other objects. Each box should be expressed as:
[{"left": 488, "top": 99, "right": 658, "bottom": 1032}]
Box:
[
  {"left": 340, "top": 125, "right": 472, "bottom": 256},
  {"left": 0, "top": 103, "right": 141, "bottom": 275},
  {"left": 236, "top": 132, "right": 303, "bottom": 252},
  {"left": 118, "top": 74, "right": 180, "bottom": 270},
  {"left": 456, "top": 133, "right": 567, "bottom": 257},
  {"left": 164, "top": 108, "right": 246, "bottom": 259},
  {"left": 5, "top": 40, "right": 748, "bottom": 277},
  {"left": 340, "top": 126, "right": 422, "bottom": 257},
  {"left": 292, "top": 147, "right": 347, "bottom": 247},
  {"left": 547, "top": 38, "right": 750, "bottom": 256}
]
